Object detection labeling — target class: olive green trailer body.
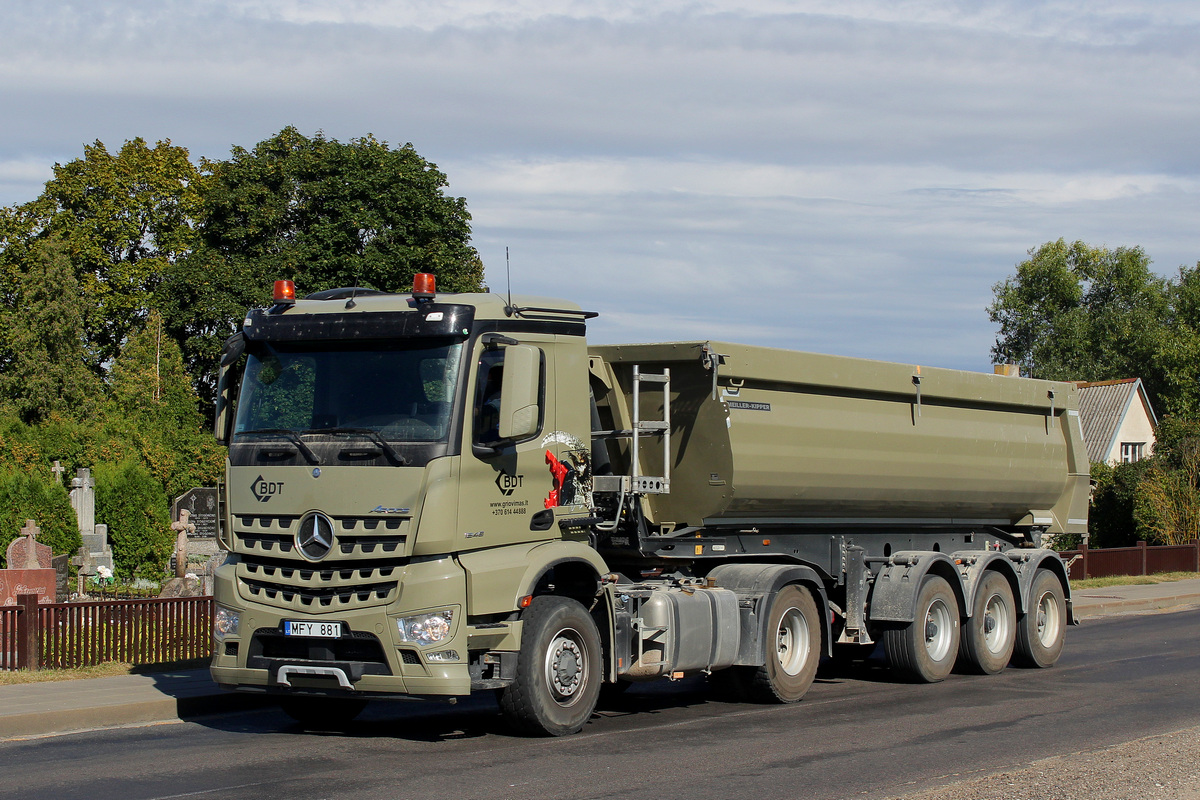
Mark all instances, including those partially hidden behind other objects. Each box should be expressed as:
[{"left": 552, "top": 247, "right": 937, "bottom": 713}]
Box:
[
  {"left": 590, "top": 341, "right": 1089, "bottom": 537},
  {"left": 210, "top": 282, "right": 1081, "bottom": 736}
]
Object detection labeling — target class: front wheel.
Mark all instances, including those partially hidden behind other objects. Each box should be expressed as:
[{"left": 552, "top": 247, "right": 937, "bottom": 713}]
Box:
[
  {"left": 883, "top": 574, "right": 960, "bottom": 682},
  {"left": 718, "top": 584, "right": 821, "bottom": 703},
  {"left": 500, "top": 596, "right": 602, "bottom": 736},
  {"left": 958, "top": 571, "right": 1016, "bottom": 675},
  {"left": 1013, "top": 569, "right": 1067, "bottom": 668}
]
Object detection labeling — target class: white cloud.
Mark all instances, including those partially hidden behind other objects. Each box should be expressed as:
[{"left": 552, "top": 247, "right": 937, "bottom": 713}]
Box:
[
  {"left": 209, "top": 0, "right": 1200, "bottom": 45},
  {"left": 1, "top": 0, "right": 1197, "bottom": 371}
]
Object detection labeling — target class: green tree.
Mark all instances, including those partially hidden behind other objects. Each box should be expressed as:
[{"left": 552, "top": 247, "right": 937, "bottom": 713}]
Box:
[
  {"left": 162, "top": 127, "right": 484, "bottom": 407},
  {"left": 989, "top": 239, "right": 1167, "bottom": 387},
  {"left": 109, "top": 310, "right": 202, "bottom": 433},
  {"left": 986, "top": 240, "right": 1200, "bottom": 416},
  {"left": 0, "top": 138, "right": 205, "bottom": 372},
  {"left": 94, "top": 460, "right": 171, "bottom": 577},
  {"left": 1089, "top": 460, "right": 1154, "bottom": 548},
  {"left": 106, "top": 310, "right": 224, "bottom": 500},
  {"left": 200, "top": 127, "right": 483, "bottom": 292},
  {"left": 0, "top": 237, "right": 101, "bottom": 424},
  {"left": 0, "top": 470, "right": 80, "bottom": 567}
]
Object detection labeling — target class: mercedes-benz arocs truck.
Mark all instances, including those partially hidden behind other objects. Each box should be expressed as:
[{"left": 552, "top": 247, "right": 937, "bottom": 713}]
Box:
[{"left": 209, "top": 275, "right": 1088, "bottom": 735}]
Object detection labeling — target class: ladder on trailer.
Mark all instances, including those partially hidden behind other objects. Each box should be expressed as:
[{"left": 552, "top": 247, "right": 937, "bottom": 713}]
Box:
[{"left": 594, "top": 366, "right": 671, "bottom": 495}]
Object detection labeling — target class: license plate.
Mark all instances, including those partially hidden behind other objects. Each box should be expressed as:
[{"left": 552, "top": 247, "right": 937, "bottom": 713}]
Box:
[{"left": 283, "top": 621, "right": 342, "bottom": 638}]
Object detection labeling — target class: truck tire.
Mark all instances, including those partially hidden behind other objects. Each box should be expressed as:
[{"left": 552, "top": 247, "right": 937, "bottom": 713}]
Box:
[
  {"left": 278, "top": 697, "right": 367, "bottom": 728},
  {"left": 718, "top": 584, "right": 821, "bottom": 704},
  {"left": 958, "top": 571, "right": 1016, "bottom": 675},
  {"left": 499, "top": 596, "right": 602, "bottom": 736},
  {"left": 1013, "top": 569, "right": 1067, "bottom": 668},
  {"left": 883, "top": 574, "right": 959, "bottom": 682}
]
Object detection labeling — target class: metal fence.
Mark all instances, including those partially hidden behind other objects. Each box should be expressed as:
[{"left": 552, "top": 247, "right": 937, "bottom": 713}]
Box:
[
  {"left": 1, "top": 594, "right": 213, "bottom": 671},
  {"left": 1058, "top": 540, "right": 1200, "bottom": 581}
]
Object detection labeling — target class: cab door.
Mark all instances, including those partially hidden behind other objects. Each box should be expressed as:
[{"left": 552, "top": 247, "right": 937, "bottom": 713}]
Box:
[{"left": 456, "top": 333, "right": 558, "bottom": 550}]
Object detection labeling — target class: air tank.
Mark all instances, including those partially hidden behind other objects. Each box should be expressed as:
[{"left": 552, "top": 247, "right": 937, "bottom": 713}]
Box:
[{"left": 589, "top": 341, "right": 1089, "bottom": 536}]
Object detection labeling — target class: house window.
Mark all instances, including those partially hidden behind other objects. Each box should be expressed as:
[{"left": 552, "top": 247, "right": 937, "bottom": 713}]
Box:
[{"left": 1121, "top": 442, "right": 1145, "bottom": 463}]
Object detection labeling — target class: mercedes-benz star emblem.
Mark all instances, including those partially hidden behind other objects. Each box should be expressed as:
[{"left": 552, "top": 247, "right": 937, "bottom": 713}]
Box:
[{"left": 295, "top": 512, "right": 335, "bottom": 561}]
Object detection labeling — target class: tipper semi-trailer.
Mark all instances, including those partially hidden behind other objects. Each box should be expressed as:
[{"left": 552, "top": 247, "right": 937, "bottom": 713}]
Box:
[{"left": 209, "top": 275, "right": 1088, "bottom": 735}]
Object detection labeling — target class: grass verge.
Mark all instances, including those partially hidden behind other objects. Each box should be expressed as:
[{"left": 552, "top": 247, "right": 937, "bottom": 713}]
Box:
[{"left": 1069, "top": 571, "right": 1199, "bottom": 589}]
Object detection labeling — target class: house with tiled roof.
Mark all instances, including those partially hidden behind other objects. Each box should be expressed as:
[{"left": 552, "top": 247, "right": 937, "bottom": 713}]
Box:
[{"left": 1075, "top": 378, "right": 1157, "bottom": 465}]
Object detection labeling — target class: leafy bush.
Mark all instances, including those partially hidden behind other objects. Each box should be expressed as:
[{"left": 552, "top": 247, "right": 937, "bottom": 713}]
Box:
[
  {"left": 94, "top": 460, "right": 171, "bottom": 577},
  {"left": 0, "top": 470, "right": 80, "bottom": 567},
  {"left": 1133, "top": 428, "right": 1200, "bottom": 546},
  {"left": 1089, "top": 460, "right": 1153, "bottom": 548}
]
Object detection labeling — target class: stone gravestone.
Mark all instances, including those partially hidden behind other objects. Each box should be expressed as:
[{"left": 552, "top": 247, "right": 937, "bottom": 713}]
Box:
[
  {"left": 0, "top": 520, "right": 56, "bottom": 606},
  {"left": 52, "top": 554, "right": 69, "bottom": 602},
  {"left": 171, "top": 487, "right": 220, "bottom": 570},
  {"left": 172, "top": 488, "right": 219, "bottom": 540},
  {"left": 70, "top": 468, "right": 113, "bottom": 575}
]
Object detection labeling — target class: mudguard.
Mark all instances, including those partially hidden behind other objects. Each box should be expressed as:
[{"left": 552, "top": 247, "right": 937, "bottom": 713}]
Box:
[
  {"left": 707, "top": 563, "right": 833, "bottom": 664},
  {"left": 949, "top": 550, "right": 1021, "bottom": 619},
  {"left": 457, "top": 540, "right": 608, "bottom": 617},
  {"left": 868, "top": 552, "right": 967, "bottom": 624},
  {"left": 1007, "top": 548, "right": 1076, "bottom": 624},
  {"left": 514, "top": 539, "right": 608, "bottom": 605}
]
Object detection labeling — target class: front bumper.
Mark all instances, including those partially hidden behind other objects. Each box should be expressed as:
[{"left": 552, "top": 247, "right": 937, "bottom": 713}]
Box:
[{"left": 210, "top": 555, "right": 473, "bottom": 698}]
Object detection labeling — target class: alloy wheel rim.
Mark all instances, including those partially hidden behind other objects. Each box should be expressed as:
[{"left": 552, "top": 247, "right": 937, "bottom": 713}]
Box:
[{"left": 544, "top": 628, "right": 587, "bottom": 706}]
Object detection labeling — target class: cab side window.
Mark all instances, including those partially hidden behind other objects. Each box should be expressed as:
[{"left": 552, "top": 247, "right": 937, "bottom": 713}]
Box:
[{"left": 474, "top": 349, "right": 505, "bottom": 444}]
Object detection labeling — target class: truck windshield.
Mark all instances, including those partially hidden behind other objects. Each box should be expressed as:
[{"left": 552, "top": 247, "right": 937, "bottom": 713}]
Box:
[{"left": 234, "top": 339, "right": 463, "bottom": 443}]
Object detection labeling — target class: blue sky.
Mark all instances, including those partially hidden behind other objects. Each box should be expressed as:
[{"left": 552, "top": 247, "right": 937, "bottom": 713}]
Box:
[{"left": 3, "top": 1, "right": 1198, "bottom": 371}]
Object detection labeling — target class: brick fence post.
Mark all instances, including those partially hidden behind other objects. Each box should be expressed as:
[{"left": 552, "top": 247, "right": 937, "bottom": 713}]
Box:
[
  {"left": 1080, "top": 540, "right": 1090, "bottom": 579},
  {"left": 1137, "top": 540, "right": 1147, "bottom": 575},
  {"left": 15, "top": 593, "right": 39, "bottom": 671}
]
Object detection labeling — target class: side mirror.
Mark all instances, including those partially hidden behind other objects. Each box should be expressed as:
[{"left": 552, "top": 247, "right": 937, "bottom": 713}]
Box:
[
  {"left": 213, "top": 333, "right": 245, "bottom": 445},
  {"left": 498, "top": 345, "right": 541, "bottom": 440}
]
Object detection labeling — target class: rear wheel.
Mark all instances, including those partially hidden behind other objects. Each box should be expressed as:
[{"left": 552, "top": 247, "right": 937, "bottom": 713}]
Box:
[
  {"left": 883, "top": 574, "right": 960, "bottom": 682},
  {"left": 959, "top": 571, "right": 1016, "bottom": 674},
  {"left": 278, "top": 697, "right": 367, "bottom": 728},
  {"left": 500, "top": 596, "right": 602, "bottom": 736},
  {"left": 1013, "top": 569, "right": 1067, "bottom": 668},
  {"left": 720, "top": 585, "right": 821, "bottom": 703}
]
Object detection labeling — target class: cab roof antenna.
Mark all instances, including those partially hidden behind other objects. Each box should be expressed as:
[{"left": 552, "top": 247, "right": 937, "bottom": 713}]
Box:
[{"left": 505, "top": 246, "right": 514, "bottom": 317}]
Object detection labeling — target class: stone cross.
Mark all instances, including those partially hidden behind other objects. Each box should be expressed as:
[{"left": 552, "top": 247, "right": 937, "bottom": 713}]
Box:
[
  {"left": 69, "top": 468, "right": 95, "bottom": 539},
  {"left": 51, "top": 461, "right": 65, "bottom": 485},
  {"left": 6, "top": 519, "right": 52, "bottom": 570},
  {"left": 171, "top": 509, "right": 196, "bottom": 578}
]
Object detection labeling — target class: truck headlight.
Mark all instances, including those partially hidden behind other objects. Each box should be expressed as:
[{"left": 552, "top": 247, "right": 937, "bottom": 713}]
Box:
[
  {"left": 214, "top": 607, "right": 240, "bottom": 639},
  {"left": 397, "top": 609, "right": 454, "bottom": 645}
]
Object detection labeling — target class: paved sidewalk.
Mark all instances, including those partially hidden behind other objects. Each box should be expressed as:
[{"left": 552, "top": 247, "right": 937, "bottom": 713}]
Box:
[
  {"left": 0, "top": 668, "right": 268, "bottom": 739},
  {"left": 1070, "top": 576, "right": 1200, "bottom": 618},
  {"left": 2, "top": 578, "right": 1198, "bottom": 740}
]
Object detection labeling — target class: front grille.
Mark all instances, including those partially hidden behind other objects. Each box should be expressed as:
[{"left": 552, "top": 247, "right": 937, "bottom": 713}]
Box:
[{"left": 233, "top": 514, "right": 410, "bottom": 611}]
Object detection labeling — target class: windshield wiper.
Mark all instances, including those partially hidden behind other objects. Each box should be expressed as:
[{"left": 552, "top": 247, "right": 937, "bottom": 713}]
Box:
[
  {"left": 308, "top": 428, "right": 410, "bottom": 466},
  {"left": 237, "top": 429, "right": 321, "bottom": 465}
]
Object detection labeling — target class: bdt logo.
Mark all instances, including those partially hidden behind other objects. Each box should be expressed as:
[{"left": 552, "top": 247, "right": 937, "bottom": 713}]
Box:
[
  {"left": 251, "top": 475, "right": 284, "bottom": 502},
  {"left": 495, "top": 471, "right": 523, "bottom": 497}
]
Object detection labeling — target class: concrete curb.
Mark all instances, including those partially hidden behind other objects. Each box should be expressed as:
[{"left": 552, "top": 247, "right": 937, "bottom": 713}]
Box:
[{"left": 1072, "top": 591, "right": 1200, "bottom": 619}]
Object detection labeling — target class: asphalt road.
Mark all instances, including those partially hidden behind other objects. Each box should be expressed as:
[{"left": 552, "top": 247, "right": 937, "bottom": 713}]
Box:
[{"left": 1, "top": 609, "right": 1197, "bottom": 800}]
